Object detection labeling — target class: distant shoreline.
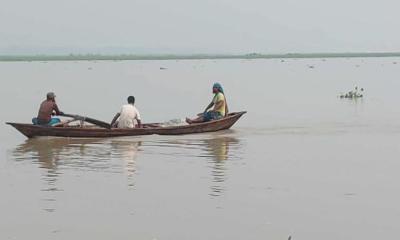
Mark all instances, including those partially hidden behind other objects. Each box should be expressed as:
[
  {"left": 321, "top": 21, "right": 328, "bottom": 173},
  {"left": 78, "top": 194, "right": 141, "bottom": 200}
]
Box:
[{"left": 1, "top": 52, "right": 400, "bottom": 62}]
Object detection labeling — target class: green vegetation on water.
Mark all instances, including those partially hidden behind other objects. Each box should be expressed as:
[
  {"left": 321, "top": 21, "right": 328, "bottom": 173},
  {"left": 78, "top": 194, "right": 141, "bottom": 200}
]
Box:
[{"left": 1, "top": 52, "right": 400, "bottom": 62}]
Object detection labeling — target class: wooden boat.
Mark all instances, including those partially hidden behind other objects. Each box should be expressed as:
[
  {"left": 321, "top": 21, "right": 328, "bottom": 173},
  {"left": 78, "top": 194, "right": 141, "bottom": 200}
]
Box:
[{"left": 7, "top": 111, "right": 246, "bottom": 138}]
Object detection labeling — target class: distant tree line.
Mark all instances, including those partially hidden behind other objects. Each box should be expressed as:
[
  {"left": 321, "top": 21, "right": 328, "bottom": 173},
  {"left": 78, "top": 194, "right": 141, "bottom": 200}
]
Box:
[{"left": 0, "top": 52, "right": 400, "bottom": 62}]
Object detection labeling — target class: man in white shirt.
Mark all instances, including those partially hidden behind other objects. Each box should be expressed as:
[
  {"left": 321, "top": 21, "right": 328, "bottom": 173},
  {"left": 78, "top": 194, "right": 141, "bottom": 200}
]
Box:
[{"left": 111, "top": 96, "right": 142, "bottom": 128}]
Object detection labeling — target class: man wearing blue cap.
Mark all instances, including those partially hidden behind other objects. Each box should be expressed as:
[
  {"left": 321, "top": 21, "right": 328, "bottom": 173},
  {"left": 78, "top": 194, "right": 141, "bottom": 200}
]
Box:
[{"left": 186, "top": 83, "right": 228, "bottom": 124}]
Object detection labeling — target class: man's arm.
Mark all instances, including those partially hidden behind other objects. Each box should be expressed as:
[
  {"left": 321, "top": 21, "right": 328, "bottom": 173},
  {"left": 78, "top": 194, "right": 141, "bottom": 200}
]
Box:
[
  {"left": 137, "top": 119, "right": 142, "bottom": 128},
  {"left": 110, "top": 113, "right": 120, "bottom": 128},
  {"left": 135, "top": 109, "right": 142, "bottom": 128},
  {"left": 53, "top": 103, "right": 62, "bottom": 115},
  {"left": 204, "top": 101, "right": 214, "bottom": 113}
]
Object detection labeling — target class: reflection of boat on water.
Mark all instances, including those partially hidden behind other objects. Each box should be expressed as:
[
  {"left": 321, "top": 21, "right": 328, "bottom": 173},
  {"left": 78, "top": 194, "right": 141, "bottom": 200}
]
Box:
[
  {"left": 11, "top": 137, "right": 142, "bottom": 212},
  {"left": 12, "top": 134, "right": 240, "bottom": 199},
  {"left": 12, "top": 138, "right": 108, "bottom": 212},
  {"left": 13, "top": 138, "right": 105, "bottom": 171},
  {"left": 12, "top": 138, "right": 142, "bottom": 174}
]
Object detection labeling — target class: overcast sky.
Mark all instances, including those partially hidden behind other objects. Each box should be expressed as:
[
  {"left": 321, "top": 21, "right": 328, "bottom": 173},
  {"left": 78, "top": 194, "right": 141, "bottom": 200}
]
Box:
[{"left": 1, "top": 0, "right": 399, "bottom": 54}]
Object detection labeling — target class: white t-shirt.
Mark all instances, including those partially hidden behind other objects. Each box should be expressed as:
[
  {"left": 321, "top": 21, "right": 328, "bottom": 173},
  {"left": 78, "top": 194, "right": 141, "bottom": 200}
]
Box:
[{"left": 117, "top": 104, "right": 141, "bottom": 128}]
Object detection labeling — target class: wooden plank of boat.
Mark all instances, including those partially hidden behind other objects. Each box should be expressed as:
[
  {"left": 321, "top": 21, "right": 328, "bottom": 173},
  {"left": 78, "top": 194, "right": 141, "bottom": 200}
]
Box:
[{"left": 6, "top": 111, "right": 246, "bottom": 138}]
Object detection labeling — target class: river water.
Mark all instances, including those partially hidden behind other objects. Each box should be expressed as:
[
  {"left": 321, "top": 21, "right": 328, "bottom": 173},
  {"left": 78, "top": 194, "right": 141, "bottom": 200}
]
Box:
[{"left": 1, "top": 58, "right": 400, "bottom": 239}]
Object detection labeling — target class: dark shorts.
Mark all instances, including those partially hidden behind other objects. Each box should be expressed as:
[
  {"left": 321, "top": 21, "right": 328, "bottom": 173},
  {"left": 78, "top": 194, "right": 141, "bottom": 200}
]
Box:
[{"left": 203, "top": 111, "right": 223, "bottom": 122}]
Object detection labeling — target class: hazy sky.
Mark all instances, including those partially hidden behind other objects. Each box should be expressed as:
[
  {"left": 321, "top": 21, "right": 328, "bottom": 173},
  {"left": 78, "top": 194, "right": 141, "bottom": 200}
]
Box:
[{"left": 1, "top": 0, "right": 399, "bottom": 54}]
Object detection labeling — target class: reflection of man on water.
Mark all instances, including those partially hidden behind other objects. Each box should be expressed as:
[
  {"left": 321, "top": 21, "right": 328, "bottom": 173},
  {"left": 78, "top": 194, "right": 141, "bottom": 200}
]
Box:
[
  {"left": 111, "top": 140, "right": 142, "bottom": 177},
  {"left": 14, "top": 139, "right": 62, "bottom": 171},
  {"left": 205, "top": 136, "right": 238, "bottom": 162},
  {"left": 109, "top": 140, "right": 142, "bottom": 188},
  {"left": 14, "top": 138, "right": 98, "bottom": 172},
  {"left": 203, "top": 136, "right": 240, "bottom": 197}
]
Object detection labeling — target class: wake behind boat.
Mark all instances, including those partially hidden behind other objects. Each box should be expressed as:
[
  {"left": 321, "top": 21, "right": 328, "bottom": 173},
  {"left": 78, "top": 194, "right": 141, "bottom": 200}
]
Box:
[{"left": 7, "top": 112, "right": 246, "bottom": 138}]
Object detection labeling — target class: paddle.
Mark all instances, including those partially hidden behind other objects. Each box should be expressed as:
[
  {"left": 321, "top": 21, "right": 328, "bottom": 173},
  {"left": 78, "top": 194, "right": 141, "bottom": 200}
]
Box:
[{"left": 60, "top": 113, "right": 111, "bottom": 129}]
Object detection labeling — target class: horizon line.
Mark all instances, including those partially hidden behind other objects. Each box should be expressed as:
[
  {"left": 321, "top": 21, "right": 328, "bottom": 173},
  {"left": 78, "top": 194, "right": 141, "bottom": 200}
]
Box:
[{"left": 1, "top": 51, "right": 400, "bottom": 62}]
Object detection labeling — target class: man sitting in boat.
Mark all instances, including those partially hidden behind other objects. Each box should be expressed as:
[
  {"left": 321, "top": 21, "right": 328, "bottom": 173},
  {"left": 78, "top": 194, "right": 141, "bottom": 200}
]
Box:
[
  {"left": 186, "top": 83, "right": 228, "bottom": 124},
  {"left": 111, "top": 96, "right": 142, "bottom": 128},
  {"left": 32, "top": 92, "right": 64, "bottom": 126}
]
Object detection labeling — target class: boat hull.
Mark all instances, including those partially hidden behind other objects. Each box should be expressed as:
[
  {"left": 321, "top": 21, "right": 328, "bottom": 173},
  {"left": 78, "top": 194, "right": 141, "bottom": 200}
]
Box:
[{"left": 7, "top": 111, "right": 246, "bottom": 138}]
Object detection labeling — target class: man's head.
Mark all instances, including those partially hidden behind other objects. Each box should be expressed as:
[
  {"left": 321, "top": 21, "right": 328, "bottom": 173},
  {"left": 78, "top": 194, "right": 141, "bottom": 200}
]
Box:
[
  {"left": 212, "top": 83, "right": 224, "bottom": 94},
  {"left": 127, "top": 96, "right": 135, "bottom": 104},
  {"left": 46, "top": 92, "right": 56, "bottom": 100}
]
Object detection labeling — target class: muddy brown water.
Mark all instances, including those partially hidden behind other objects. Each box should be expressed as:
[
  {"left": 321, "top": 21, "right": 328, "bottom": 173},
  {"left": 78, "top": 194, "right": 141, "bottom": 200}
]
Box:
[{"left": 1, "top": 58, "right": 400, "bottom": 239}]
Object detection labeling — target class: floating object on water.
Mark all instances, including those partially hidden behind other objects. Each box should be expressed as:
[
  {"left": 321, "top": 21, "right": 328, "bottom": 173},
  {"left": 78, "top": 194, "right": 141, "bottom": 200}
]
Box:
[
  {"left": 307, "top": 65, "right": 315, "bottom": 69},
  {"left": 339, "top": 86, "right": 364, "bottom": 99},
  {"left": 160, "top": 67, "right": 167, "bottom": 70}
]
